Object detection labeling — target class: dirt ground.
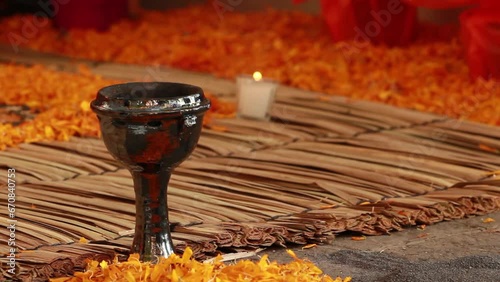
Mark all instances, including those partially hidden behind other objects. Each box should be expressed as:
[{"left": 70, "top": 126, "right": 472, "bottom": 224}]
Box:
[{"left": 259, "top": 212, "right": 500, "bottom": 281}]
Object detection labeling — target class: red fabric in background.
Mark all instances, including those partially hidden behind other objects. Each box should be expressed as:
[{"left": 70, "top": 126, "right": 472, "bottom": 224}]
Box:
[
  {"left": 479, "top": 0, "right": 500, "bottom": 8},
  {"left": 320, "top": 0, "right": 418, "bottom": 46},
  {"left": 403, "top": 0, "right": 500, "bottom": 8},
  {"left": 460, "top": 8, "right": 500, "bottom": 79},
  {"left": 53, "top": 0, "right": 128, "bottom": 31},
  {"left": 402, "top": 0, "right": 476, "bottom": 8},
  {"left": 294, "top": 0, "right": 499, "bottom": 79}
]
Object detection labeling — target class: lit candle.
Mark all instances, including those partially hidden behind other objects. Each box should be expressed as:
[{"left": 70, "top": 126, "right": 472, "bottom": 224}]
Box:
[{"left": 236, "top": 72, "right": 278, "bottom": 120}]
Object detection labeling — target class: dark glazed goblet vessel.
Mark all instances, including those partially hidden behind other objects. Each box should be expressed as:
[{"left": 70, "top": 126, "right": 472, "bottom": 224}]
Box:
[{"left": 91, "top": 82, "right": 210, "bottom": 262}]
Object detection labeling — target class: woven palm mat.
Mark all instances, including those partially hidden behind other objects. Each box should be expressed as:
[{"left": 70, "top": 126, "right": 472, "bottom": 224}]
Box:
[{"left": 0, "top": 57, "right": 499, "bottom": 281}]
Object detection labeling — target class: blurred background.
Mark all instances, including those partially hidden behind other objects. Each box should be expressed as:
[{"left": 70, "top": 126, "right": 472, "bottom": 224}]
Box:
[
  {"left": 0, "top": 0, "right": 497, "bottom": 114},
  {"left": 0, "top": 0, "right": 467, "bottom": 23}
]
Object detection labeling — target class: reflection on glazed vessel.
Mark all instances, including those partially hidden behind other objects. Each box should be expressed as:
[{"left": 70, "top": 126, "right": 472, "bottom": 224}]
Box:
[
  {"left": 184, "top": 115, "right": 197, "bottom": 127},
  {"left": 91, "top": 82, "right": 210, "bottom": 262}
]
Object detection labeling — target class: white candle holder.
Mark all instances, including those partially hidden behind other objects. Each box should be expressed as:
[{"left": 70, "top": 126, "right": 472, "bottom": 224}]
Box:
[{"left": 236, "top": 73, "right": 278, "bottom": 121}]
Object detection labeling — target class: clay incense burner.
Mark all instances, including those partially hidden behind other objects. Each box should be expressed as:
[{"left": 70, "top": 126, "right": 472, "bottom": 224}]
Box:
[{"left": 91, "top": 82, "right": 210, "bottom": 261}]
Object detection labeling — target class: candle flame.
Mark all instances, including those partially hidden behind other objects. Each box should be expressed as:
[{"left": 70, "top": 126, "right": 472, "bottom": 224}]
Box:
[{"left": 253, "top": 71, "right": 263, "bottom": 81}]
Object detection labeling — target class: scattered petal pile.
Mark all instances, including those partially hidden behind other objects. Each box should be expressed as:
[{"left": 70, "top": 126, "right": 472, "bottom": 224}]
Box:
[
  {"left": 1, "top": 5, "right": 499, "bottom": 125},
  {"left": 50, "top": 248, "right": 350, "bottom": 282},
  {"left": 0, "top": 64, "right": 233, "bottom": 150},
  {"left": 0, "top": 64, "right": 110, "bottom": 150}
]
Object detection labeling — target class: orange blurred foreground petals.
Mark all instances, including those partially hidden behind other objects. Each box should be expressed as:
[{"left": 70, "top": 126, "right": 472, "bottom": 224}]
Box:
[{"left": 50, "top": 247, "right": 351, "bottom": 282}]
